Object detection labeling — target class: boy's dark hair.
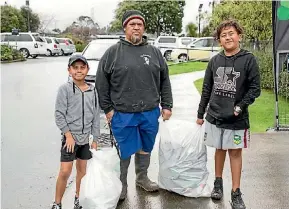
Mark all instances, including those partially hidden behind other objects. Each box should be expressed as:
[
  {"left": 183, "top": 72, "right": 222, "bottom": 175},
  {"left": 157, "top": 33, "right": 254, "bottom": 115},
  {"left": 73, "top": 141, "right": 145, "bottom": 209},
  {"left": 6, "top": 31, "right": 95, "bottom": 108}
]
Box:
[{"left": 214, "top": 19, "right": 244, "bottom": 40}]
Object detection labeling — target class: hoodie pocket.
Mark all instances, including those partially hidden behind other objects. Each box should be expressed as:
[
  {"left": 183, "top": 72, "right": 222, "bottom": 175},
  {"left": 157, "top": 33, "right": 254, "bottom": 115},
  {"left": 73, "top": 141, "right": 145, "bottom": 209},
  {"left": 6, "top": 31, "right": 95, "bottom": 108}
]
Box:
[{"left": 209, "top": 97, "right": 235, "bottom": 120}]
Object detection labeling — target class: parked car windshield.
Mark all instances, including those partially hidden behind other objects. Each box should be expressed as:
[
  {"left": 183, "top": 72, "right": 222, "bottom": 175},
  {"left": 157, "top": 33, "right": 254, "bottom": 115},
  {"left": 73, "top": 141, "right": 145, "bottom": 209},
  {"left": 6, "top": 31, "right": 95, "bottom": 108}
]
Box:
[
  {"left": 32, "top": 34, "right": 44, "bottom": 42},
  {"left": 82, "top": 42, "right": 116, "bottom": 60}
]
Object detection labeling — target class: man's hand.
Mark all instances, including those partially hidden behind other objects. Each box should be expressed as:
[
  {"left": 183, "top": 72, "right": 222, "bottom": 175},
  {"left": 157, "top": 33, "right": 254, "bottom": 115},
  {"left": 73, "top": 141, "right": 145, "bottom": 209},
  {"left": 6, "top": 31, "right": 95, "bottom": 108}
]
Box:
[
  {"left": 105, "top": 110, "right": 114, "bottom": 123},
  {"left": 162, "top": 109, "right": 172, "bottom": 121},
  {"left": 63, "top": 134, "right": 75, "bottom": 153},
  {"left": 91, "top": 141, "right": 98, "bottom": 150},
  {"left": 196, "top": 118, "right": 204, "bottom": 125}
]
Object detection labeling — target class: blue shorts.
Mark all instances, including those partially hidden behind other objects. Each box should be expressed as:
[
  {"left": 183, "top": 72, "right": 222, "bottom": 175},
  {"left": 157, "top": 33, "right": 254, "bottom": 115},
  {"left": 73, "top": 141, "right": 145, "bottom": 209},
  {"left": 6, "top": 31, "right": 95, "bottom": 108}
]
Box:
[{"left": 111, "top": 107, "right": 161, "bottom": 159}]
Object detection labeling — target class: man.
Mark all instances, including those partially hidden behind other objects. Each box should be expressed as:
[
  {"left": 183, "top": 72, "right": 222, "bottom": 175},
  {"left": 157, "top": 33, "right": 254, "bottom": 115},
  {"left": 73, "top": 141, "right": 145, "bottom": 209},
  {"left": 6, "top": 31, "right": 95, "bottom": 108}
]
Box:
[
  {"left": 196, "top": 19, "right": 260, "bottom": 209},
  {"left": 95, "top": 10, "right": 173, "bottom": 201}
]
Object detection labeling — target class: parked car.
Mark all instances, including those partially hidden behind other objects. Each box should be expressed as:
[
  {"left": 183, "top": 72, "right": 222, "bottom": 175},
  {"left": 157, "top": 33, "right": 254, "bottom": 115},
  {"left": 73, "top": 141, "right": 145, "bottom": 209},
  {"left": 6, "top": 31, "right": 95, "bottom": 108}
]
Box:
[
  {"left": 170, "top": 37, "right": 221, "bottom": 62},
  {"left": 42, "top": 37, "right": 61, "bottom": 56},
  {"left": 154, "top": 36, "right": 195, "bottom": 60},
  {"left": 0, "top": 32, "right": 47, "bottom": 58},
  {"left": 55, "top": 38, "right": 76, "bottom": 56},
  {"left": 80, "top": 37, "right": 120, "bottom": 82}
]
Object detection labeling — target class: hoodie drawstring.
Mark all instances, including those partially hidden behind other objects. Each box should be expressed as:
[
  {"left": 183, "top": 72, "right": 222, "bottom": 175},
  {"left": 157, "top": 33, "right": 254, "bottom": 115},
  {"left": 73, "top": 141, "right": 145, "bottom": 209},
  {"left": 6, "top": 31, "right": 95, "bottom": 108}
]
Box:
[{"left": 93, "top": 88, "right": 97, "bottom": 108}]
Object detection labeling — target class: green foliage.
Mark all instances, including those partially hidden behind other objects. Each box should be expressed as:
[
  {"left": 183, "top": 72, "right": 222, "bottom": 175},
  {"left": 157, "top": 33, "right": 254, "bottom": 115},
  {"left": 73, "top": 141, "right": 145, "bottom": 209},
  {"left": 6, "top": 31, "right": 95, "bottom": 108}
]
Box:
[
  {"left": 1, "top": 45, "right": 25, "bottom": 62},
  {"left": 253, "top": 50, "right": 288, "bottom": 99},
  {"left": 20, "top": 6, "right": 40, "bottom": 32},
  {"left": 185, "top": 22, "right": 198, "bottom": 37},
  {"left": 109, "top": 0, "right": 185, "bottom": 36},
  {"left": 209, "top": 1, "right": 272, "bottom": 40},
  {"left": 75, "top": 43, "right": 87, "bottom": 52},
  {"left": 1, "top": 5, "right": 26, "bottom": 32}
]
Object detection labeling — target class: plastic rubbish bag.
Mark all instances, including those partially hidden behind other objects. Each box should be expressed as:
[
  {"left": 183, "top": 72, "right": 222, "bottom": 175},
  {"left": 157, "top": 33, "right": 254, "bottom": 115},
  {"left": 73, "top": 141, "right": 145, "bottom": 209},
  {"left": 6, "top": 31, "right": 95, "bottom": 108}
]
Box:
[
  {"left": 158, "top": 119, "right": 211, "bottom": 197},
  {"left": 79, "top": 148, "right": 122, "bottom": 209}
]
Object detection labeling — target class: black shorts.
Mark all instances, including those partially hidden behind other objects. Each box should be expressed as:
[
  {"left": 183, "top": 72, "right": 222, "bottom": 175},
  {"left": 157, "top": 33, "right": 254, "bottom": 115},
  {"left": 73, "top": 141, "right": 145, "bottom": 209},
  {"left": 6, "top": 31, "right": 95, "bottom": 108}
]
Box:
[{"left": 60, "top": 137, "right": 92, "bottom": 162}]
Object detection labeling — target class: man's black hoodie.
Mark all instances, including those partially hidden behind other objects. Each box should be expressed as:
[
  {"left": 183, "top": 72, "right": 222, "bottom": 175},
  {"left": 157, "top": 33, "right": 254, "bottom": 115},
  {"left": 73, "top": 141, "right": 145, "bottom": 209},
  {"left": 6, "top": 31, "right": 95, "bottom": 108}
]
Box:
[
  {"left": 197, "top": 49, "right": 261, "bottom": 130},
  {"left": 95, "top": 36, "right": 173, "bottom": 114}
]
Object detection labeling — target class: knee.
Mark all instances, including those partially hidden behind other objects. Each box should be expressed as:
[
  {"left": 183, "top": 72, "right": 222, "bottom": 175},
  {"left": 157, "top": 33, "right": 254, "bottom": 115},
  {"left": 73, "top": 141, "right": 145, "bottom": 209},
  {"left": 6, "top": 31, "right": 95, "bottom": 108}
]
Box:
[
  {"left": 77, "top": 169, "right": 86, "bottom": 178},
  {"left": 229, "top": 149, "right": 242, "bottom": 158},
  {"left": 59, "top": 168, "right": 72, "bottom": 180}
]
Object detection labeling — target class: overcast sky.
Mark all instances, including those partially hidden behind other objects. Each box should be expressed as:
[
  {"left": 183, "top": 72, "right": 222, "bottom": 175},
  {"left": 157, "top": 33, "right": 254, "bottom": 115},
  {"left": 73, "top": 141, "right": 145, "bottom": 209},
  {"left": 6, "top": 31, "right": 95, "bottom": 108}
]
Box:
[{"left": 1, "top": 0, "right": 212, "bottom": 32}]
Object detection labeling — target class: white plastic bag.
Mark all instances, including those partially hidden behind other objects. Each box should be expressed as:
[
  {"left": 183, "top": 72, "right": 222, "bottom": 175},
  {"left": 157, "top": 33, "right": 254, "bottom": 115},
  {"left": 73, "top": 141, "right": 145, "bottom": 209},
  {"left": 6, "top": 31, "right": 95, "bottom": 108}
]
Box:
[
  {"left": 158, "top": 119, "right": 211, "bottom": 197},
  {"left": 79, "top": 148, "right": 122, "bottom": 209}
]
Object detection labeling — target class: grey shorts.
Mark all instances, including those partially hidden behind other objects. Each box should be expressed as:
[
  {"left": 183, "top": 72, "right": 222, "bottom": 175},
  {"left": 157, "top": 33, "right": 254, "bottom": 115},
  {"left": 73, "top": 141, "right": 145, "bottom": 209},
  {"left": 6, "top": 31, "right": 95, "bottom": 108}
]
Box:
[{"left": 204, "top": 120, "right": 250, "bottom": 150}]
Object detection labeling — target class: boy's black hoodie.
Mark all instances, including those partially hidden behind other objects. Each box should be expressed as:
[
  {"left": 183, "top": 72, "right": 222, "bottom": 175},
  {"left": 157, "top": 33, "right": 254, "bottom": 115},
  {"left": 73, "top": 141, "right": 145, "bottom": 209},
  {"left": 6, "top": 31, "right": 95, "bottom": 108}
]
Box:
[
  {"left": 197, "top": 49, "right": 261, "bottom": 130},
  {"left": 96, "top": 36, "right": 173, "bottom": 114}
]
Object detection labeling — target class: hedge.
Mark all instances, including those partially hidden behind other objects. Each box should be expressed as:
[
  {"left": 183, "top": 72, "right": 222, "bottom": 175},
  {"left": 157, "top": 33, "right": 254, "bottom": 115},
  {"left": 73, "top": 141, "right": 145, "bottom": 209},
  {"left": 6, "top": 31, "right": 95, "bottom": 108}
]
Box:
[
  {"left": 254, "top": 50, "right": 289, "bottom": 99},
  {"left": 1, "top": 45, "right": 25, "bottom": 62}
]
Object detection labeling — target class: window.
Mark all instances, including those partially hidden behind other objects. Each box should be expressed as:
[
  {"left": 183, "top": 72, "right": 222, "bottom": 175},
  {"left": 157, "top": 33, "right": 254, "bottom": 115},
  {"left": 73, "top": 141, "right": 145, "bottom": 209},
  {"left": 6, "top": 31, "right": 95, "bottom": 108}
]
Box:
[
  {"left": 82, "top": 42, "right": 116, "bottom": 60},
  {"left": 158, "top": 37, "right": 176, "bottom": 43},
  {"left": 4, "top": 35, "right": 17, "bottom": 42},
  {"left": 57, "top": 39, "right": 65, "bottom": 43},
  {"left": 1, "top": 34, "right": 5, "bottom": 42},
  {"left": 54, "top": 38, "right": 60, "bottom": 44},
  {"left": 180, "top": 38, "right": 192, "bottom": 45},
  {"left": 67, "top": 39, "right": 73, "bottom": 44},
  {"left": 33, "top": 34, "right": 44, "bottom": 42},
  {"left": 45, "top": 38, "right": 52, "bottom": 43},
  {"left": 213, "top": 40, "right": 219, "bottom": 47},
  {"left": 18, "top": 34, "right": 33, "bottom": 42},
  {"left": 193, "top": 39, "right": 205, "bottom": 47},
  {"left": 205, "top": 39, "right": 214, "bottom": 47}
]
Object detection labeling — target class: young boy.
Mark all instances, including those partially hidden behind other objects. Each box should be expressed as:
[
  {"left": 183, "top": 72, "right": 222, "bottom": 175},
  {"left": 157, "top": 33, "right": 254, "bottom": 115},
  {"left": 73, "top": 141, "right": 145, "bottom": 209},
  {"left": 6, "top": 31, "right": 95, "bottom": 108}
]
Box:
[
  {"left": 196, "top": 20, "right": 261, "bottom": 209},
  {"left": 52, "top": 54, "right": 100, "bottom": 209}
]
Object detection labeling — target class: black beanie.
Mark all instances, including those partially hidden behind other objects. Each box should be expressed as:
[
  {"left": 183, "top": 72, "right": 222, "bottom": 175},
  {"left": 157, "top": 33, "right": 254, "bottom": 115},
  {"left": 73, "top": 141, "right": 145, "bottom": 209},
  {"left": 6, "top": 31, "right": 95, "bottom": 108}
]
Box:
[{"left": 122, "top": 10, "right": 145, "bottom": 28}]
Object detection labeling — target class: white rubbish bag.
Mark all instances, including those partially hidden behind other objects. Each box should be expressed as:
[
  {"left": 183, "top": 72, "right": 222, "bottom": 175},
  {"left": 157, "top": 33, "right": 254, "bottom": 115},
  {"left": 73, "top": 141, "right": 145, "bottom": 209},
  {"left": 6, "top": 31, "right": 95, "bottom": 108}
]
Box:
[
  {"left": 79, "top": 148, "right": 122, "bottom": 209},
  {"left": 158, "top": 119, "right": 211, "bottom": 197}
]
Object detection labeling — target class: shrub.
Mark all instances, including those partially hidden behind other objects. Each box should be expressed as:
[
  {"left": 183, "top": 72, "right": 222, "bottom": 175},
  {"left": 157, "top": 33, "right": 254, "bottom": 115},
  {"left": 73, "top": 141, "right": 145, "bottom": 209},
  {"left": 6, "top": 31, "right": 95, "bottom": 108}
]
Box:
[
  {"left": 1, "top": 45, "right": 25, "bottom": 62},
  {"left": 254, "top": 50, "right": 289, "bottom": 99},
  {"left": 75, "top": 43, "right": 87, "bottom": 52}
]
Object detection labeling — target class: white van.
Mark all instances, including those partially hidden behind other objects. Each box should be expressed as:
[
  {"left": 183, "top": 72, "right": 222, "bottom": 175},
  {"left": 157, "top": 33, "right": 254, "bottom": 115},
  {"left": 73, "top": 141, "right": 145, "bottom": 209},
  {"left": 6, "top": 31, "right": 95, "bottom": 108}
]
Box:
[
  {"left": 154, "top": 36, "right": 195, "bottom": 60},
  {"left": 0, "top": 32, "right": 47, "bottom": 58}
]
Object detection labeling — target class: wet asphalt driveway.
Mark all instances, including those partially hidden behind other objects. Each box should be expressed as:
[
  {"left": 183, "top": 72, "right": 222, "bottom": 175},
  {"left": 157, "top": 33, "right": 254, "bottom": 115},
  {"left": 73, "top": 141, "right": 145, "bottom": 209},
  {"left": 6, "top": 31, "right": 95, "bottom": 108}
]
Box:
[{"left": 1, "top": 56, "right": 289, "bottom": 209}]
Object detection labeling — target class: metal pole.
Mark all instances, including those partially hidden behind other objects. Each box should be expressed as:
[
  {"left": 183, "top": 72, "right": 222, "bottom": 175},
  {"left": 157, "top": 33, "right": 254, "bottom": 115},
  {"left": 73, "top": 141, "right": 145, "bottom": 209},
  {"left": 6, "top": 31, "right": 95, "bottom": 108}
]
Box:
[
  {"left": 198, "top": 4, "right": 203, "bottom": 38},
  {"left": 198, "top": 13, "right": 201, "bottom": 37},
  {"left": 26, "top": 0, "right": 30, "bottom": 32}
]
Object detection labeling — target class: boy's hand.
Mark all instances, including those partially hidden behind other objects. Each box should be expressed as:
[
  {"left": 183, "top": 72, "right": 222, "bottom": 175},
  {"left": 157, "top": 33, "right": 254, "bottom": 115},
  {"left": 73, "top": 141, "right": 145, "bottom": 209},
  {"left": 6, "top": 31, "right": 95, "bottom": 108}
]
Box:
[
  {"left": 162, "top": 109, "right": 172, "bottom": 121},
  {"left": 106, "top": 110, "right": 114, "bottom": 123},
  {"left": 196, "top": 118, "right": 204, "bottom": 125},
  {"left": 91, "top": 141, "right": 98, "bottom": 150},
  {"left": 63, "top": 135, "right": 75, "bottom": 153}
]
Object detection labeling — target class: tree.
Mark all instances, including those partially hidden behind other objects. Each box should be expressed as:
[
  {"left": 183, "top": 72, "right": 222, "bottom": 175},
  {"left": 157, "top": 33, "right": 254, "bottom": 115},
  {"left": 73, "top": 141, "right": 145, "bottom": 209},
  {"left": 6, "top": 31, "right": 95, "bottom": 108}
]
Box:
[
  {"left": 185, "top": 22, "right": 198, "bottom": 37},
  {"left": 1, "top": 5, "right": 26, "bottom": 32},
  {"left": 201, "top": 24, "right": 213, "bottom": 37},
  {"left": 65, "top": 16, "right": 100, "bottom": 38},
  {"left": 209, "top": 1, "right": 272, "bottom": 40},
  {"left": 20, "top": 6, "right": 40, "bottom": 32},
  {"left": 110, "top": 0, "right": 185, "bottom": 36}
]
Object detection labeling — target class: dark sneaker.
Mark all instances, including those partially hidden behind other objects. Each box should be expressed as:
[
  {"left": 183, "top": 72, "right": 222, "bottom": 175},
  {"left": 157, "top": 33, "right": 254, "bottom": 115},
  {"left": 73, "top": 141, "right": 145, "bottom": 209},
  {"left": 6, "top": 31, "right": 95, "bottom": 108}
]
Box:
[
  {"left": 51, "top": 202, "right": 61, "bottom": 209},
  {"left": 74, "top": 196, "right": 82, "bottom": 209},
  {"left": 231, "top": 188, "right": 246, "bottom": 209},
  {"left": 211, "top": 177, "right": 223, "bottom": 200}
]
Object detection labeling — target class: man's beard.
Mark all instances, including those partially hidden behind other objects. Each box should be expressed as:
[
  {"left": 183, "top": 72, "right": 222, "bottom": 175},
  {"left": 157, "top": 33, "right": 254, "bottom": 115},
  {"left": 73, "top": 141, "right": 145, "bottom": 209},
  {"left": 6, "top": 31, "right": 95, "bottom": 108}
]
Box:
[{"left": 130, "top": 35, "right": 141, "bottom": 45}]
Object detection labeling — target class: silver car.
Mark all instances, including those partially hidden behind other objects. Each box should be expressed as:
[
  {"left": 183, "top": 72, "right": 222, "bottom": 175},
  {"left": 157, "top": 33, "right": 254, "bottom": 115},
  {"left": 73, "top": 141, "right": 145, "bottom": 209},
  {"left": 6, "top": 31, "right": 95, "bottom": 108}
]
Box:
[{"left": 56, "top": 38, "right": 76, "bottom": 56}]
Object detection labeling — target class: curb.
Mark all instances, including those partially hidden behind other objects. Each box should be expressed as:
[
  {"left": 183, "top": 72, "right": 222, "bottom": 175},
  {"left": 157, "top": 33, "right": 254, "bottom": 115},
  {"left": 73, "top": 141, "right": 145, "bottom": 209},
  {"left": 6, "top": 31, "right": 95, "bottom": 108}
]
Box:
[{"left": 1, "top": 59, "right": 26, "bottom": 63}]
